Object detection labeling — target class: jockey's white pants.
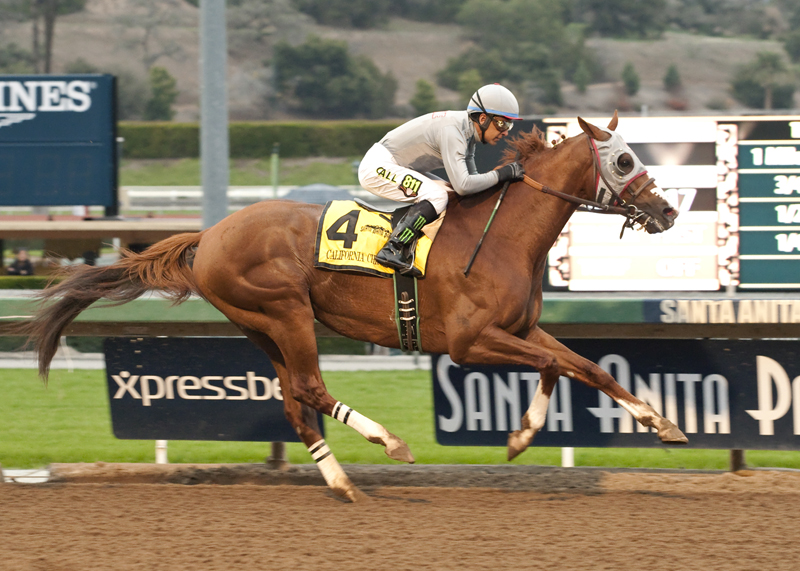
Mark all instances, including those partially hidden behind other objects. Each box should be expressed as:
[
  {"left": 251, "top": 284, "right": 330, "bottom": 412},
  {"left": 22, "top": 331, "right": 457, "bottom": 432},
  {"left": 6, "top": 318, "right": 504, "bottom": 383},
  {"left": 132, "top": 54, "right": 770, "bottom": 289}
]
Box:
[{"left": 358, "top": 143, "right": 450, "bottom": 215}]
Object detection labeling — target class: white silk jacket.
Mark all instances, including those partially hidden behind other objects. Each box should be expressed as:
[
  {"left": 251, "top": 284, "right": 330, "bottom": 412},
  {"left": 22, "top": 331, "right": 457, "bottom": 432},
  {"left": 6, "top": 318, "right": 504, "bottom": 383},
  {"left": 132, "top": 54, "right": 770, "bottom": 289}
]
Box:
[{"left": 379, "top": 110, "right": 500, "bottom": 196}]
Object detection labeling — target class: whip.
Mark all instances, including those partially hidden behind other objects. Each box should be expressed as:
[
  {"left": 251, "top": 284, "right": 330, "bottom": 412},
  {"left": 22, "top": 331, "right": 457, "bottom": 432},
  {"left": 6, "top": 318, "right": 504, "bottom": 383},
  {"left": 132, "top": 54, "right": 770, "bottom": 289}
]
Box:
[{"left": 463, "top": 152, "right": 519, "bottom": 277}]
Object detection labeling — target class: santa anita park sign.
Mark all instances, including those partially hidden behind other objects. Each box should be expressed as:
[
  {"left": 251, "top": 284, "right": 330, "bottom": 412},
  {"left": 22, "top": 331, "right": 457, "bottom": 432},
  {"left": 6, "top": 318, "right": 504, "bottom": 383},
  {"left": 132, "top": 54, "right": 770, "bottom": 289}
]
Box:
[{"left": 432, "top": 339, "right": 800, "bottom": 450}]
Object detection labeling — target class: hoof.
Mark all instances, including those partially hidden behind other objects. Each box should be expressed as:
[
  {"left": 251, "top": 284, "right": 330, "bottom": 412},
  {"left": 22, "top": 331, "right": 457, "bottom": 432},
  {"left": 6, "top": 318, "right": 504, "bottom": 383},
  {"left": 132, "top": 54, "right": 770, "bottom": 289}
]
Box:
[
  {"left": 344, "top": 486, "right": 370, "bottom": 503},
  {"left": 507, "top": 430, "right": 531, "bottom": 461},
  {"left": 384, "top": 434, "right": 415, "bottom": 463},
  {"left": 658, "top": 419, "right": 689, "bottom": 444},
  {"left": 330, "top": 484, "right": 370, "bottom": 503}
]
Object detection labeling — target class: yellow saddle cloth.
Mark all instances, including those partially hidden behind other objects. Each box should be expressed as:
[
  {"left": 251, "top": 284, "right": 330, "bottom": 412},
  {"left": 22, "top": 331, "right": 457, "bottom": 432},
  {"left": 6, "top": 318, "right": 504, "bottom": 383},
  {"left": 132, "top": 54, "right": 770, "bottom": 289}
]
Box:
[{"left": 314, "top": 200, "right": 433, "bottom": 278}]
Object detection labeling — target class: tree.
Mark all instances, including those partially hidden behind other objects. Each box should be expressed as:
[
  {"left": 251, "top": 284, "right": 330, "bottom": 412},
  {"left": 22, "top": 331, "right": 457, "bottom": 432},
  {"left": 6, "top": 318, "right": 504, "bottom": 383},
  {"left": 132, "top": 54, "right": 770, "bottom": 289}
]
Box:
[
  {"left": 17, "top": 0, "right": 87, "bottom": 73},
  {"left": 537, "top": 68, "right": 563, "bottom": 106},
  {"left": 389, "top": 0, "right": 469, "bottom": 23},
  {"left": 273, "top": 36, "right": 396, "bottom": 118},
  {"left": 437, "top": 47, "right": 507, "bottom": 91},
  {"left": 144, "top": 66, "right": 178, "bottom": 121},
  {"left": 457, "top": 69, "right": 483, "bottom": 103},
  {"left": 64, "top": 58, "right": 148, "bottom": 119},
  {"left": 663, "top": 64, "right": 682, "bottom": 93},
  {"left": 751, "top": 52, "right": 791, "bottom": 110},
  {"left": 226, "top": 0, "right": 312, "bottom": 57},
  {"left": 621, "top": 62, "right": 639, "bottom": 96},
  {"left": 0, "top": 42, "right": 35, "bottom": 73},
  {"left": 457, "top": 0, "right": 566, "bottom": 62},
  {"left": 571, "top": 0, "right": 667, "bottom": 38},
  {"left": 731, "top": 52, "right": 795, "bottom": 110},
  {"left": 573, "top": 59, "right": 590, "bottom": 94},
  {"left": 114, "top": 0, "right": 186, "bottom": 73},
  {"left": 291, "top": 0, "right": 391, "bottom": 28},
  {"left": 410, "top": 79, "right": 438, "bottom": 115},
  {"left": 783, "top": 29, "right": 800, "bottom": 63},
  {"left": 438, "top": 0, "right": 593, "bottom": 109},
  {"left": 0, "top": 0, "right": 28, "bottom": 36}
]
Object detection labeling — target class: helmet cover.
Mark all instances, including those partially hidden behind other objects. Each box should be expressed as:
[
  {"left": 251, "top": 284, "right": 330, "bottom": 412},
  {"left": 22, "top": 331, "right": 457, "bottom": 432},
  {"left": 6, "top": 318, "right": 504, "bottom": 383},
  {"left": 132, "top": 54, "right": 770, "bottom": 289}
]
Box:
[{"left": 467, "top": 84, "right": 520, "bottom": 120}]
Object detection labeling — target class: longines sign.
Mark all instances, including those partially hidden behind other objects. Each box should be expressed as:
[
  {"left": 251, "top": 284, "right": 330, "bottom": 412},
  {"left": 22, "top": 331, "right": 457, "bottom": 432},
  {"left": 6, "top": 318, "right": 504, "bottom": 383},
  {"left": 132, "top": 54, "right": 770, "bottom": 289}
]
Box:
[
  {"left": 433, "top": 339, "right": 800, "bottom": 450},
  {"left": 0, "top": 74, "right": 117, "bottom": 207}
]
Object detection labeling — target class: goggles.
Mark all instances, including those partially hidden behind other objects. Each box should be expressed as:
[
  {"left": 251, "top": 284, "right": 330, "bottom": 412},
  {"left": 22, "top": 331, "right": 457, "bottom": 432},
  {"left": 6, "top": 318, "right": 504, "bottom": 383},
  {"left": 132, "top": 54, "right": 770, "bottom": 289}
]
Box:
[{"left": 492, "top": 116, "right": 514, "bottom": 132}]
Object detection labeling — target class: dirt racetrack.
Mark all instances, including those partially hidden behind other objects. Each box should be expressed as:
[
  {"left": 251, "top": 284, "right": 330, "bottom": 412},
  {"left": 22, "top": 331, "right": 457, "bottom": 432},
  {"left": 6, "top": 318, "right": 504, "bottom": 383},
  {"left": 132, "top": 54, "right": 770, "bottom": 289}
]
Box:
[{"left": 2, "top": 464, "right": 800, "bottom": 571}]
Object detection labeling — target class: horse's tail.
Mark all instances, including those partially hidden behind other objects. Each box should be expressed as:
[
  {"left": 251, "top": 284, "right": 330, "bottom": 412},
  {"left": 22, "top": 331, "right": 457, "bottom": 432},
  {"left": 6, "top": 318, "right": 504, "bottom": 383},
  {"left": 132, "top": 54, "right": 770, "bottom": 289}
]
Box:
[{"left": 12, "top": 232, "right": 204, "bottom": 381}]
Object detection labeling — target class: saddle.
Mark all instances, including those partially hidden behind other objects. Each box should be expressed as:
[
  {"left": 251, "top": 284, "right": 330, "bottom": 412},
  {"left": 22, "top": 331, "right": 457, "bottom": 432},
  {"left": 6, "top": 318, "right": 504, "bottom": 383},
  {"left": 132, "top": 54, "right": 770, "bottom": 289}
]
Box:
[{"left": 314, "top": 200, "right": 436, "bottom": 278}]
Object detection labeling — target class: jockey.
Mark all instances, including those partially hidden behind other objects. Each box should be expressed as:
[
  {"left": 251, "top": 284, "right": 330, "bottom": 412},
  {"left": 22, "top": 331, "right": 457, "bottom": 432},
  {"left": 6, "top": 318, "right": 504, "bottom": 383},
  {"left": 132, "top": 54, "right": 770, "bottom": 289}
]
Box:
[{"left": 358, "top": 83, "right": 525, "bottom": 277}]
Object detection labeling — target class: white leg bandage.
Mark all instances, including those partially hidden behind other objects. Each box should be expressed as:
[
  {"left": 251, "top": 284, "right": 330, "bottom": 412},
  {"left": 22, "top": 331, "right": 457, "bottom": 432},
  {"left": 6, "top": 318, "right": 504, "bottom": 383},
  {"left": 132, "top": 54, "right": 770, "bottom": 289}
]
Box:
[
  {"left": 307, "top": 439, "right": 349, "bottom": 490},
  {"left": 332, "top": 401, "right": 388, "bottom": 442}
]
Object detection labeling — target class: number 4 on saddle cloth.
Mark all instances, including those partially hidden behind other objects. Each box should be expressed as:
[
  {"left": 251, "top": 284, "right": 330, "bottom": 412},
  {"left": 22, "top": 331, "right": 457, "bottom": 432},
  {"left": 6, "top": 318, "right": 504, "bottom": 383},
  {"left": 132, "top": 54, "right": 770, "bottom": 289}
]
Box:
[{"left": 314, "top": 199, "right": 442, "bottom": 278}]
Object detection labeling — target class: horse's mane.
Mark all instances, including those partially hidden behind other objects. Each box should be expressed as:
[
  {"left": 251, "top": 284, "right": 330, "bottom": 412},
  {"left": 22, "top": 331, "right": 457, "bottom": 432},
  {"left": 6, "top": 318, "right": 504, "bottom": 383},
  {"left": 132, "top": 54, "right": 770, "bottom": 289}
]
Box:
[{"left": 501, "top": 125, "right": 551, "bottom": 164}]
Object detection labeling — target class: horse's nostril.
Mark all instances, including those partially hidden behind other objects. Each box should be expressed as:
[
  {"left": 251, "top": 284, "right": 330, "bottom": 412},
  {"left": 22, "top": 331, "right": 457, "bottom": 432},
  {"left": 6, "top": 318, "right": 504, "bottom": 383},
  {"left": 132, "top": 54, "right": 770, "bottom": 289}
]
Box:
[{"left": 663, "top": 207, "right": 677, "bottom": 218}]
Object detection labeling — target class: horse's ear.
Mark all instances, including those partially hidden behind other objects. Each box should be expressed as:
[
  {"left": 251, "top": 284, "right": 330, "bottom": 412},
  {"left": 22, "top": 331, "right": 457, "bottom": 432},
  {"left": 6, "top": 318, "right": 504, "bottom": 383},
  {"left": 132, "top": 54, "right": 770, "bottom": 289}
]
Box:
[
  {"left": 608, "top": 110, "right": 619, "bottom": 131},
  {"left": 577, "top": 116, "right": 611, "bottom": 141}
]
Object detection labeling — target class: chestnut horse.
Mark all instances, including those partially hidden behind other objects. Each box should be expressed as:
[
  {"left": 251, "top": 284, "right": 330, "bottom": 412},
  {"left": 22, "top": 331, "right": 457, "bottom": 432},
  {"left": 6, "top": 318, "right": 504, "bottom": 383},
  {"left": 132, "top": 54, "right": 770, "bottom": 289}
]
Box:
[{"left": 18, "top": 114, "right": 686, "bottom": 501}]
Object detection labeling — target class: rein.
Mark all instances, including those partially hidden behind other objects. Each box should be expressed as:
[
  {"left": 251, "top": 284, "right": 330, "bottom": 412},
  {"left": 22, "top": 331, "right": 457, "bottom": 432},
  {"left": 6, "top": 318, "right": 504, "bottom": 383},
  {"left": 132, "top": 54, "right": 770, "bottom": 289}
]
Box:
[
  {"left": 463, "top": 132, "right": 661, "bottom": 276},
  {"left": 521, "top": 174, "right": 629, "bottom": 216}
]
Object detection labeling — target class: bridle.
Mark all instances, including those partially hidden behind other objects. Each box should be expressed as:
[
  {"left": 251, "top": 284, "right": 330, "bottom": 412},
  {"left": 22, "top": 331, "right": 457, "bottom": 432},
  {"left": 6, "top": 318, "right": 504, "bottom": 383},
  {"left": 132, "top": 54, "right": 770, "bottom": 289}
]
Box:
[
  {"left": 521, "top": 133, "right": 662, "bottom": 237},
  {"left": 465, "top": 130, "right": 666, "bottom": 275}
]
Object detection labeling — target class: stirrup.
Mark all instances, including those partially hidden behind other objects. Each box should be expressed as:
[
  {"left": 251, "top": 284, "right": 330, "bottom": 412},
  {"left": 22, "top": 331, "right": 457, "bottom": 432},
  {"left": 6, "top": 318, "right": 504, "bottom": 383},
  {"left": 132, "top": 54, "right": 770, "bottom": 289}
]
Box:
[
  {"left": 396, "top": 244, "right": 422, "bottom": 278},
  {"left": 399, "top": 263, "right": 422, "bottom": 279},
  {"left": 376, "top": 242, "right": 411, "bottom": 268}
]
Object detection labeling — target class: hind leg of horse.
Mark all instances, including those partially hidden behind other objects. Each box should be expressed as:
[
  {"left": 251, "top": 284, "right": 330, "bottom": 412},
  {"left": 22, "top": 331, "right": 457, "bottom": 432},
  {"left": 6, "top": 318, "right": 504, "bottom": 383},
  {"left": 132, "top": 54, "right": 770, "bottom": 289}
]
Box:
[
  {"left": 239, "top": 327, "right": 368, "bottom": 502},
  {"left": 233, "top": 301, "right": 414, "bottom": 462},
  {"left": 278, "top": 326, "right": 414, "bottom": 463},
  {"left": 526, "top": 327, "right": 688, "bottom": 446}
]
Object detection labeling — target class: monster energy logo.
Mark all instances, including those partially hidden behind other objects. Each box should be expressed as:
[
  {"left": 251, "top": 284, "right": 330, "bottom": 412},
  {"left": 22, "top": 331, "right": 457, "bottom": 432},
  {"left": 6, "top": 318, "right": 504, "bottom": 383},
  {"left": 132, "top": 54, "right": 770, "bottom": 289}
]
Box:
[
  {"left": 398, "top": 228, "right": 415, "bottom": 243},
  {"left": 398, "top": 215, "right": 426, "bottom": 243}
]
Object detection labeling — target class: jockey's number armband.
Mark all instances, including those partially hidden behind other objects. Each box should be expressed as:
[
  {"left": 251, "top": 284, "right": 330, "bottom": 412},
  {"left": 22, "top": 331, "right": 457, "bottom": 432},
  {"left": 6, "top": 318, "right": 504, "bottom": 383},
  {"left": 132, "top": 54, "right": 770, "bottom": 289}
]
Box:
[{"left": 399, "top": 174, "right": 422, "bottom": 197}]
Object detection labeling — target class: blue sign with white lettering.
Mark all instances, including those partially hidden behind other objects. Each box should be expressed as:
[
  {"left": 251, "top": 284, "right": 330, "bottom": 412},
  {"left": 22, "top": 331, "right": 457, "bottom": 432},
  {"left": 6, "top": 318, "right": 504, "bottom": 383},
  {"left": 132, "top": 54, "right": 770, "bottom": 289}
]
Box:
[
  {"left": 432, "top": 339, "right": 800, "bottom": 449},
  {"left": 645, "top": 298, "right": 800, "bottom": 324},
  {"left": 104, "top": 337, "right": 321, "bottom": 442},
  {"left": 0, "top": 74, "right": 116, "bottom": 207}
]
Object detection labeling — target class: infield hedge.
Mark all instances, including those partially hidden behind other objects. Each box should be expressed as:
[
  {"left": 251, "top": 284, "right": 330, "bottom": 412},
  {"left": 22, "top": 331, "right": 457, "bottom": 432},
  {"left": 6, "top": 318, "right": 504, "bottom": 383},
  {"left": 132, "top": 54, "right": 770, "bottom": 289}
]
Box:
[
  {"left": 118, "top": 120, "right": 402, "bottom": 159},
  {"left": 0, "top": 276, "right": 54, "bottom": 289}
]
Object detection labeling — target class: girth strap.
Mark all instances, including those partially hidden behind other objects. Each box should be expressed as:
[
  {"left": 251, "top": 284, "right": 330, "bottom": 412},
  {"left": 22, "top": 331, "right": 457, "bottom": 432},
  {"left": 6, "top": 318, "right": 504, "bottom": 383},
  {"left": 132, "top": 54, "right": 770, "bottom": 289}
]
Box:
[{"left": 392, "top": 272, "right": 421, "bottom": 352}]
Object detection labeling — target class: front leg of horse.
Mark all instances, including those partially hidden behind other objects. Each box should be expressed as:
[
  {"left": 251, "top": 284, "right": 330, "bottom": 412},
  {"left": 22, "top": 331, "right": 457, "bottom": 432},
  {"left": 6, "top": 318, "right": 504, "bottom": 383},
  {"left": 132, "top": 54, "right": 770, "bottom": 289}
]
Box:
[
  {"left": 617, "top": 400, "right": 688, "bottom": 444},
  {"left": 507, "top": 367, "right": 559, "bottom": 461},
  {"left": 447, "top": 325, "right": 563, "bottom": 461},
  {"left": 528, "top": 327, "right": 688, "bottom": 445}
]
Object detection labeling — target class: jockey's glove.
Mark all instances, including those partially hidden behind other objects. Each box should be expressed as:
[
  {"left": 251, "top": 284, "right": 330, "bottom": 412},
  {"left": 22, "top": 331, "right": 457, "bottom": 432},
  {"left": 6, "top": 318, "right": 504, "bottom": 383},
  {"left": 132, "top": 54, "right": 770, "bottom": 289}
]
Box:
[{"left": 497, "top": 162, "right": 525, "bottom": 183}]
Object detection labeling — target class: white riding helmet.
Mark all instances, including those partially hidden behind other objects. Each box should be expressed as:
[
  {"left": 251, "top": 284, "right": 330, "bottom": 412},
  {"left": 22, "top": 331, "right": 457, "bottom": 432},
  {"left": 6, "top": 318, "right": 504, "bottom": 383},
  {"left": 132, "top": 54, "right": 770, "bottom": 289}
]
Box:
[{"left": 467, "top": 84, "right": 520, "bottom": 120}]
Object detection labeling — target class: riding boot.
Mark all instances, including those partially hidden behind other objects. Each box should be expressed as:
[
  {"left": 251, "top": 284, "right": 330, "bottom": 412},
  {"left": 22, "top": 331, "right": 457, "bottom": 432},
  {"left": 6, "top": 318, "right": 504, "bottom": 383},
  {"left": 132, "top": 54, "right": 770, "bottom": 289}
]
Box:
[{"left": 376, "top": 200, "right": 437, "bottom": 278}]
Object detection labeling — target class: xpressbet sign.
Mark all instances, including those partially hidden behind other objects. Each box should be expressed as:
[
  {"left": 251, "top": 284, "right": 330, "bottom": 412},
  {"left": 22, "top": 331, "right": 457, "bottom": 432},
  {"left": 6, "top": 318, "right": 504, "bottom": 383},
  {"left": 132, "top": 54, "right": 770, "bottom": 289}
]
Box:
[
  {"left": 104, "top": 337, "right": 318, "bottom": 442},
  {"left": 432, "top": 339, "right": 800, "bottom": 449},
  {"left": 0, "top": 74, "right": 116, "bottom": 208}
]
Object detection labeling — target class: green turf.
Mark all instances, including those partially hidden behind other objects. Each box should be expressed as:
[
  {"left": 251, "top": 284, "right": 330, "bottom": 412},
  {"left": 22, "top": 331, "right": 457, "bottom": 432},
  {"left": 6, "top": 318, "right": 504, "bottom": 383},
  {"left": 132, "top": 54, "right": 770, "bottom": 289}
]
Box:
[
  {"left": 1, "top": 368, "right": 798, "bottom": 470},
  {"left": 120, "top": 158, "right": 360, "bottom": 187}
]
